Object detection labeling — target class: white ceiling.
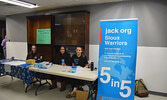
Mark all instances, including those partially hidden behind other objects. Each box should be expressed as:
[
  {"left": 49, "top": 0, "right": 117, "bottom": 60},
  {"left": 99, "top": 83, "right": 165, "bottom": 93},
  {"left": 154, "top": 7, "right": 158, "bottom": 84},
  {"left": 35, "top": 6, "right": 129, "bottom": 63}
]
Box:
[{"left": 0, "top": 0, "right": 125, "bottom": 20}]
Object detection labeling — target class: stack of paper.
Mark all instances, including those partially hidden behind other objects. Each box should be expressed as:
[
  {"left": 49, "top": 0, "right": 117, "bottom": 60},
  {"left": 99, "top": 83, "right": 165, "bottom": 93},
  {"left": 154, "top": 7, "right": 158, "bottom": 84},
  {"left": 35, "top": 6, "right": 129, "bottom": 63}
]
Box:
[{"left": 2, "top": 61, "right": 26, "bottom": 66}]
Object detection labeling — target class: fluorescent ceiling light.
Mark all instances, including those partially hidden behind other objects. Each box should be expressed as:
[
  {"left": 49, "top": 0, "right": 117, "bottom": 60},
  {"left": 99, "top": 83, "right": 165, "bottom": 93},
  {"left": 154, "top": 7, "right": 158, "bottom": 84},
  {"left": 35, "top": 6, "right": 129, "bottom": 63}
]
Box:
[{"left": 0, "top": 0, "right": 39, "bottom": 8}]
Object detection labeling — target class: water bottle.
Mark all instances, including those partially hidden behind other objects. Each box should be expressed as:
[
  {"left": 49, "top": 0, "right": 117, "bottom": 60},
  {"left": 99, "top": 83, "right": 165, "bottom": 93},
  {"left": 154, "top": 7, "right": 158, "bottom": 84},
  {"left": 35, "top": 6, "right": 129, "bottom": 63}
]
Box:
[
  {"left": 72, "top": 66, "right": 77, "bottom": 73},
  {"left": 91, "top": 62, "right": 94, "bottom": 71},
  {"left": 61, "top": 59, "right": 65, "bottom": 66}
]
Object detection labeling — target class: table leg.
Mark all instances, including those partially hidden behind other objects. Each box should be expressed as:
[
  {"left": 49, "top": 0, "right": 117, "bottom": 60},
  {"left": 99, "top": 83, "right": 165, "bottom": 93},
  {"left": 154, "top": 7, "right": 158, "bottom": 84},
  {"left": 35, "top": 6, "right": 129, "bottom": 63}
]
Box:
[
  {"left": 94, "top": 87, "right": 97, "bottom": 100},
  {"left": 87, "top": 80, "right": 98, "bottom": 100},
  {"left": 0, "top": 74, "right": 5, "bottom": 77},
  {"left": 35, "top": 79, "right": 52, "bottom": 96},
  {"left": 25, "top": 78, "right": 40, "bottom": 93}
]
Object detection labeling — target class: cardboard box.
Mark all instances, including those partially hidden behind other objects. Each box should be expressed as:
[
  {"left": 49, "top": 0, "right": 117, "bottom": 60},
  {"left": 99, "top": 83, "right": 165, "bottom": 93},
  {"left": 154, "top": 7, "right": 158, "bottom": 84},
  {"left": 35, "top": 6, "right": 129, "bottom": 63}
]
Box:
[
  {"left": 76, "top": 90, "right": 89, "bottom": 100},
  {"left": 26, "top": 59, "right": 36, "bottom": 65}
]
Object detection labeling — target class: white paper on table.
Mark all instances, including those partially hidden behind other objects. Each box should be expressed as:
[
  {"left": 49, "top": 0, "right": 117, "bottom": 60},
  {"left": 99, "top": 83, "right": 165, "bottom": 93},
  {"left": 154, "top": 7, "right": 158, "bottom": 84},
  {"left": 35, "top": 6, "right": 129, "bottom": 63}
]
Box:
[
  {"left": 77, "top": 66, "right": 84, "bottom": 71},
  {"left": 2, "top": 61, "right": 26, "bottom": 66},
  {"left": 4, "top": 64, "right": 11, "bottom": 73}
]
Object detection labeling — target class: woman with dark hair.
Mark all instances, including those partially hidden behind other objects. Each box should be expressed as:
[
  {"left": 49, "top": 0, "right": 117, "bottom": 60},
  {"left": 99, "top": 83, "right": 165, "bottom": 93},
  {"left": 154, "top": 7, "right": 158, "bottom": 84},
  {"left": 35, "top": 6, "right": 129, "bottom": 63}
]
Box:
[
  {"left": 26, "top": 45, "right": 41, "bottom": 62},
  {"left": 51, "top": 46, "right": 71, "bottom": 91},
  {"left": 55, "top": 46, "right": 71, "bottom": 66}
]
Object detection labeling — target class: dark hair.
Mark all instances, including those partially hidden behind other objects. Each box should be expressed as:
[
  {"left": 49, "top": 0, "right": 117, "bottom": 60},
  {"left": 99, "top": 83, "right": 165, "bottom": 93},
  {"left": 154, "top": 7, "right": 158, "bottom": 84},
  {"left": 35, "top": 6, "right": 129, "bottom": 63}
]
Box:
[
  {"left": 58, "top": 46, "right": 67, "bottom": 54},
  {"left": 60, "top": 46, "right": 66, "bottom": 52},
  {"left": 76, "top": 46, "right": 86, "bottom": 57},
  {"left": 29, "top": 45, "right": 37, "bottom": 58}
]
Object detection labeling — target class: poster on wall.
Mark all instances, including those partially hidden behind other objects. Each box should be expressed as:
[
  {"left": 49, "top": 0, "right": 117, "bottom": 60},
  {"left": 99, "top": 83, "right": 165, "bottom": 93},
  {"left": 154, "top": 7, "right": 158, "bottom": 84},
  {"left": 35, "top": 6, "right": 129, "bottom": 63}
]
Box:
[
  {"left": 36, "top": 28, "right": 51, "bottom": 44},
  {"left": 97, "top": 18, "right": 138, "bottom": 100}
]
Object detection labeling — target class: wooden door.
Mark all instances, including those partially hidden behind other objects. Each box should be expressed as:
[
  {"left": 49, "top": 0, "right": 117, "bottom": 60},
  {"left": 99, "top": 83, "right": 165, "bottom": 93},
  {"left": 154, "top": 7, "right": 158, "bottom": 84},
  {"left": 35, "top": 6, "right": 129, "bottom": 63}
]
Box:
[{"left": 70, "top": 13, "right": 85, "bottom": 45}]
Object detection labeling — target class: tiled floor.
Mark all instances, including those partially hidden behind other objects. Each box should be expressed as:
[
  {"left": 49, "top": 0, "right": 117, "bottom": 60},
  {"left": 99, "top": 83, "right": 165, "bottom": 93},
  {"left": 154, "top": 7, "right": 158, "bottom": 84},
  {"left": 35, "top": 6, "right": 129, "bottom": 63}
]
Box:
[{"left": 0, "top": 76, "right": 166, "bottom": 100}]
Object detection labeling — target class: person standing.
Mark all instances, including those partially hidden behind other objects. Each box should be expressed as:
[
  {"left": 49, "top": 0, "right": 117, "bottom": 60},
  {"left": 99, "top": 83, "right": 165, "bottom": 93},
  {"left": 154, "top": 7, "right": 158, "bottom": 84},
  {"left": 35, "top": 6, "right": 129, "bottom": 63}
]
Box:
[{"left": 1, "top": 35, "right": 6, "bottom": 59}]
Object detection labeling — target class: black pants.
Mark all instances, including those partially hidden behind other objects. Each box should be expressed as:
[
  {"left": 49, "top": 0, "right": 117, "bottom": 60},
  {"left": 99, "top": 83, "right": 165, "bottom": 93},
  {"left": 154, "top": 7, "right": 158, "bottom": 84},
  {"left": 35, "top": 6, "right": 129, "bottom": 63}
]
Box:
[{"left": 70, "top": 79, "right": 84, "bottom": 89}]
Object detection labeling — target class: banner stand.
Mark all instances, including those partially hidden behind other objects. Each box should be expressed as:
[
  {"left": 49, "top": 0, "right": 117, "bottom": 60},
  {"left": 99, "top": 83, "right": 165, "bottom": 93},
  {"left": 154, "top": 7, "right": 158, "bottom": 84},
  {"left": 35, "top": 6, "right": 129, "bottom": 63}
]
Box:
[{"left": 97, "top": 18, "right": 138, "bottom": 100}]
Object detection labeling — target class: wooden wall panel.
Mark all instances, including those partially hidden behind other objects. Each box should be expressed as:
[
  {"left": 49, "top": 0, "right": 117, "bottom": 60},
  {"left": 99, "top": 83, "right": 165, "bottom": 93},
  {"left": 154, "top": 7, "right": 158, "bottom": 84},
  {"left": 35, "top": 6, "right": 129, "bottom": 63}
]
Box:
[
  {"left": 27, "top": 16, "right": 51, "bottom": 44},
  {"left": 37, "top": 45, "right": 52, "bottom": 62},
  {"left": 70, "top": 13, "right": 85, "bottom": 45},
  {"left": 84, "top": 13, "right": 90, "bottom": 59}
]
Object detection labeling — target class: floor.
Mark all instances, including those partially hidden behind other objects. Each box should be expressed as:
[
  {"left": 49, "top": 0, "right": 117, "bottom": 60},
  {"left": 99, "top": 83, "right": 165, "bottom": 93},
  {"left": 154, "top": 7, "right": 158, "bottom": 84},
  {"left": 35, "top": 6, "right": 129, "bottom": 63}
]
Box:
[{"left": 0, "top": 76, "right": 166, "bottom": 100}]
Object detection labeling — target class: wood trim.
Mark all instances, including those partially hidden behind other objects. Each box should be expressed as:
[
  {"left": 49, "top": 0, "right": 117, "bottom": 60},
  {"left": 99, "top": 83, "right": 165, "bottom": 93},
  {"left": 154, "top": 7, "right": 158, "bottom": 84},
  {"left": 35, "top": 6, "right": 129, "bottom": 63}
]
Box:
[
  {"left": 52, "top": 10, "right": 90, "bottom": 15},
  {"left": 51, "top": 15, "right": 56, "bottom": 62},
  {"left": 85, "top": 12, "right": 90, "bottom": 59}
]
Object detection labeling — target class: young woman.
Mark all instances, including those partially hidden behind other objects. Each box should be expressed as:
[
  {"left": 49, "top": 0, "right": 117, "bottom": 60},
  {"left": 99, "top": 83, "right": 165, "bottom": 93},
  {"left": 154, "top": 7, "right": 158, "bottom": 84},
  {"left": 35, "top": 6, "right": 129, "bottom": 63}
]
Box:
[
  {"left": 55, "top": 46, "right": 71, "bottom": 66},
  {"left": 26, "top": 45, "right": 41, "bottom": 62},
  {"left": 71, "top": 47, "right": 88, "bottom": 68},
  {"left": 51, "top": 46, "right": 71, "bottom": 91},
  {"left": 66, "top": 46, "right": 88, "bottom": 98}
]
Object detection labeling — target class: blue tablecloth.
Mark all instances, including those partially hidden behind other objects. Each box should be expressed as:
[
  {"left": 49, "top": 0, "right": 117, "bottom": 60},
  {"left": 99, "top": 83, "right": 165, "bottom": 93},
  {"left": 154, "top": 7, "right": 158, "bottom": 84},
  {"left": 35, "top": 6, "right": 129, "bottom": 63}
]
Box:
[{"left": 0, "top": 59, "right": 36, "bottom": 86}]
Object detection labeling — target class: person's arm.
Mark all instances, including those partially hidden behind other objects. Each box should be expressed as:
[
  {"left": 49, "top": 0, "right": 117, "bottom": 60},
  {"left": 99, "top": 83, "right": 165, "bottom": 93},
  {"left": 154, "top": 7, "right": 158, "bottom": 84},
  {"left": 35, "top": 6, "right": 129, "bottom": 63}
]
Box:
[
  {"left": 84, "top": 64, "right": 88, "bottom": 68},
  {"left": 1, "top": 39, "right": 4, "bottom": 47},
  {"left": 36, "top": 53, "right": 41, "bottom": 62},
  {"left": 37, "top": 53, "right": 41, "bottom": 60},
  {"left": 71, "top": 55, "right": 75, "bottom": 66},
  {"left": 26, "top": 54, "right": 29, "bottom": 60},
  {"left": 65, "top": 53, "right": 71, "bottom": 66},
  {"left": 55, "top": 55, "right": 59, "bottom": 64},
  {"left": 84, "top": 56, "right": 88, "bottom": 68}
]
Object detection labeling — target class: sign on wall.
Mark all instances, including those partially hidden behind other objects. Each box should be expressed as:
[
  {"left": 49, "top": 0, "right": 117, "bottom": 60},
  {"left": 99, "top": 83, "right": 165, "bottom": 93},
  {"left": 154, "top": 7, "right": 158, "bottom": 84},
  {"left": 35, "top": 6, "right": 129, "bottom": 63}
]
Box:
[
  {"left": 97, "top": 18, "right": 138, "bottom": 100},
  {"left": 36, "top": 28, "right": 51, "bottom": 44}
]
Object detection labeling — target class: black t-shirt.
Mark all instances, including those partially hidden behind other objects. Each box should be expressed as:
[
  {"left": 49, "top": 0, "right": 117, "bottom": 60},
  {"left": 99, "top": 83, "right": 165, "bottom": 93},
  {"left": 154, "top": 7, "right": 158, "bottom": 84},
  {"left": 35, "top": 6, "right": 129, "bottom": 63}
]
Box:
[
  {"left": 26, "top": 52, "right": 41, "bottom": 62},
  {"left": 71, "top": 54, "right": 88, "bottom": 67},
  {"left": 55, "top": 52, "right": 71, "bottom": 66}
]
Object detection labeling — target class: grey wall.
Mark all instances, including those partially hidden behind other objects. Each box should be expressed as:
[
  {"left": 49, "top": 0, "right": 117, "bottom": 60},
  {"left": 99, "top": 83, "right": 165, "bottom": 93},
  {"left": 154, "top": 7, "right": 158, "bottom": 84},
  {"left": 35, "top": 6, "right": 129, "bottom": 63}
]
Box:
[
  {"left": 6, "top": 13, "right": 34, "bottom": 42},
  {"left": 88, "top": 0, "right": 167, "bottom": 47},
  {"left": 7, "top": 0, "right": 167, "bottom": 47}
]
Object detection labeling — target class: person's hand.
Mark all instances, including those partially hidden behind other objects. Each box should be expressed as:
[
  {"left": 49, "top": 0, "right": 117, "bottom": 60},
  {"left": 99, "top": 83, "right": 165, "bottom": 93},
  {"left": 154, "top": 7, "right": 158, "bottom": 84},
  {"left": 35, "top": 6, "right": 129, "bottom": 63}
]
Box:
[
  {"left": 62, "top": 63, "right": 66, "bottom": 66},
  {"left": 34, "top": 56, "right": 37, "bottom": 59},
  {"left": 84, "top": 66, "right": 88, "bottom": 68},
  {"left": 84, "top": 64, "right": 88, "bottom": 68}
]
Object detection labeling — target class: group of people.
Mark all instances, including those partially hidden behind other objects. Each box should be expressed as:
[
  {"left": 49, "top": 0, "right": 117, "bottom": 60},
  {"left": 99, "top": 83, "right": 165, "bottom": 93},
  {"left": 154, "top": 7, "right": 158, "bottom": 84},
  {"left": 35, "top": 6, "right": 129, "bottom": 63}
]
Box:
[{"left": 26, "top": 45, "right": 88, "bottom": 98}]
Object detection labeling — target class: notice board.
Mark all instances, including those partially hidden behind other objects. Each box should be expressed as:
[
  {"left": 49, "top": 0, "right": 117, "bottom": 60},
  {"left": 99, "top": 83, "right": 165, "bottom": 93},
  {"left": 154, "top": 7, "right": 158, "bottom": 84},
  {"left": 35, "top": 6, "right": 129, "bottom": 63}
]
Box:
[{"left": 36, "top": 28, "right": 51, "bottom": 44}]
